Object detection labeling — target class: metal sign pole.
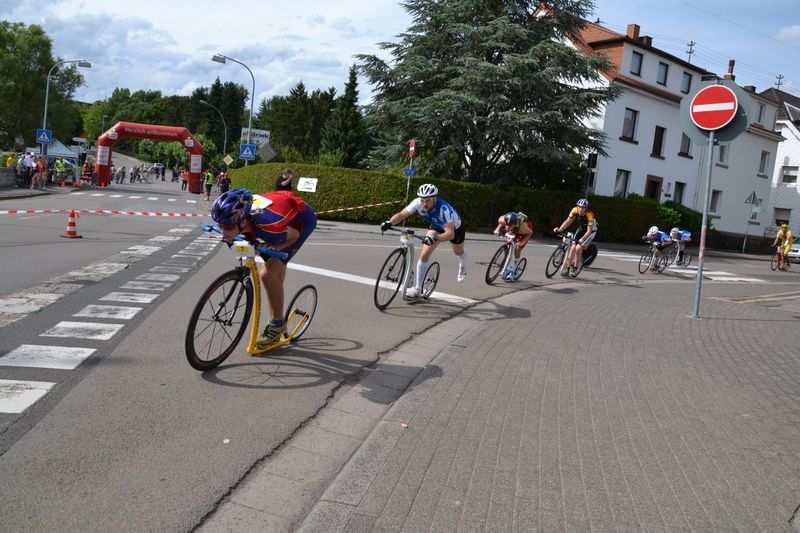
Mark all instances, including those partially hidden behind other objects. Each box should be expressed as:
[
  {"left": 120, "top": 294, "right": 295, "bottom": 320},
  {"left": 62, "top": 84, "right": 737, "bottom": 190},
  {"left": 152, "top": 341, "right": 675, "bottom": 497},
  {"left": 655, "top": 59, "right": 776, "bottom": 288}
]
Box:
[{"left": 691, "top": 130, "right": 715, "bottom": 318}]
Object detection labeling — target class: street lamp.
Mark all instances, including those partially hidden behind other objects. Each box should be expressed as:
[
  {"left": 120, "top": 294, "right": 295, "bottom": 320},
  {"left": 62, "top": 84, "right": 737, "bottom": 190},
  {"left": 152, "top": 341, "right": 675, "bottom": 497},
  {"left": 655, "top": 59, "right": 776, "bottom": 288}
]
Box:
[
  {"left": 199, "top": 99, "right": 228, "bottom": 169},
  {"left": 101, "top": 114, "right": 108, "bottom": 134},
  {"left": 211, "top": 53, "right": 255, "bottom": 166},
  {"left": 41, "top": 59, "right": 91, "bottom": 154}
]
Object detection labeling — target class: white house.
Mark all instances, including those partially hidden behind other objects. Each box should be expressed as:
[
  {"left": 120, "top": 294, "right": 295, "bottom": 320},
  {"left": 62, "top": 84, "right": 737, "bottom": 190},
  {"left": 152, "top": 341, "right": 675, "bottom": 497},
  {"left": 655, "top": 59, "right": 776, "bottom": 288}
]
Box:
[
  {"left": 571, "top": 21, "right": 783, "bottom": 236},
  {"left": 760, "top": 88, "right": 800, "bottom": 238}
]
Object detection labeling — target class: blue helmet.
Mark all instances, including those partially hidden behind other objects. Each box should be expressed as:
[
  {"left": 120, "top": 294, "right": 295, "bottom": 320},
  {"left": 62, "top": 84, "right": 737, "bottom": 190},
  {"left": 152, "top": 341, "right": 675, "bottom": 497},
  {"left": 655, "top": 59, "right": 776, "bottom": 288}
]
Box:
[
  {"left": 211, "top": 187, "right": 252, "bottom": 225},
  {"left": 504, "top": 212, "right": 520, "bottom": 226}
]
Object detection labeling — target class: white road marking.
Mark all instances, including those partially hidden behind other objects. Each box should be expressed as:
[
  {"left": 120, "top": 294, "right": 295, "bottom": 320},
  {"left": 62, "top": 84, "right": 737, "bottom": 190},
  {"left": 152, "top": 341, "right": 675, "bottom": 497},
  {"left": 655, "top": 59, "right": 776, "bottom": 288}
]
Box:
[
  {"left": 136, "top": 273, "right": 180, "bottom": 282},
  {"left": 147, "top": 197, "right": 159, "bottom": 200},
  {"left": 120, "top": 245, "right": 162, "bottom": 255},
  {"left": 0, "top": 379, "right": 55, "bottom": 413},
  {"left": 110, "top": 194, "right": 123, "bottom": 198},
  {"left": 129, "top": 196, "right": 142, "bottom": 199},
  {"left": 288, "top": 263, "right": 477, "bottom": 305},
  {"left": 0, "top": 345, "right": 96, "bottom": 370},
  {"left": 150, "top": 266, "right": 191, "bottom": 273},
  {"left": 40, "top": 321, "right": 125, "bottom": 341},
  {"left": 100, "top": 292, "right": 160, "bottom": 303},
  {"left": 186, "top": 200, "right": 197, "bottom": 204},
  {"left": 119, "top": 281, "right": 172, "bottom": 291},
  {"left": 90, "top": 193, "right": 105, "bottom": 197},
  {"left": 168, "top": 199, "right": 176, "bottom": 202},
  {"left": 73, "top": 304, "right": 142, "bottom": 320}
]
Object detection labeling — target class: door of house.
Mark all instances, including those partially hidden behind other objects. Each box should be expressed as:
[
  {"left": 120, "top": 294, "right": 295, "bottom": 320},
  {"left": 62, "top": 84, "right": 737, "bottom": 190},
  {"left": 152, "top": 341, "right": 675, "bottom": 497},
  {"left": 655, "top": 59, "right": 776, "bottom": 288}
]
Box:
[{"left": 645, "top": 175, "right": 663, "bottom": 201}]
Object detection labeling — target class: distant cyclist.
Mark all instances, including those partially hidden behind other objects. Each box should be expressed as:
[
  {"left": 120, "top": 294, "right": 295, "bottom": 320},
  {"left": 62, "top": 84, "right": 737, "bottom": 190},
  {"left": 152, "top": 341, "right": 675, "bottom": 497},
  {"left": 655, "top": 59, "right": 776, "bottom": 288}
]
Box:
[
  {"left": 211, "top": 188, "right": 317, "bottom": 347},
  {"left": 553, "top": 198, "right": 597, "bottom": 277},
  {"left": 380, "top": 183, "right": 468, "bottom": 297},
  {"left": 772, "top": 223, "right": 793, "bottom": 265},
  {"left": 643, "top": 226, "right": 673, "bottom": 271},
  {"left": 494, "top": 211, "right": 533, "bottom": 280},
  {"left": 669, "top": 227, "right": 692, "bottom": 265}
]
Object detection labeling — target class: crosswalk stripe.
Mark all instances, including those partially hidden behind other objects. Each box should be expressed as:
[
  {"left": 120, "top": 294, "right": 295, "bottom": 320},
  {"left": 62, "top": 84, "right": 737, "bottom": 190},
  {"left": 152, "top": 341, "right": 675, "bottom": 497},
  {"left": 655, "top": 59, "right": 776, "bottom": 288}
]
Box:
[
  {"left": 119, "top": 281, "right": 172, "bottom": 291},
  {"left": 40, "top": 321, "right": 125, "bottom": 341},
  {"left": 73, "top": 304, "right": 142, "bottom": 320},
  {"left": 99, "top": 292, "right": 160, "bottom": 303},
  {"left": 0, "top": 379, "right": 55, "bottom": 413},
  {"left": 0, "top": 345, "right": 96, "bottom": 370}
]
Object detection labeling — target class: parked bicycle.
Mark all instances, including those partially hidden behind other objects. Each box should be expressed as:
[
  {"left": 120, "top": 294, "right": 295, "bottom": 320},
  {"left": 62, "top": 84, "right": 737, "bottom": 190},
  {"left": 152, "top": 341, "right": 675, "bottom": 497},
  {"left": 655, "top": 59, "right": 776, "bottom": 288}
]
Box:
[
  {"left": 184, "top": 225, "right": 317, "bottom": 371},
  {"left": 638, "top": 241, "right": 669, "bottom": 274},
  {"left": 544, "top": 232, "right": 598, "bottom": 278},
  {"left": 770, "top": 245, "right": 791, "bottom": 271},
  {"left": 485, "top": 232, "right": 527, "bottom": 284},
  {"left": 374, "top": 227, "right": 440, "bottom": 310}
]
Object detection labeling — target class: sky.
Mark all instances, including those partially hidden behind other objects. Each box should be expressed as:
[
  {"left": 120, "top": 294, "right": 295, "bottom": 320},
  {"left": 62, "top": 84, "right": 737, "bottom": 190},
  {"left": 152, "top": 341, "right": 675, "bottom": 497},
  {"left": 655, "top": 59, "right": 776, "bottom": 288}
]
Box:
[{"left": 2, "top": 0, "right": 800, "bottom": 107}]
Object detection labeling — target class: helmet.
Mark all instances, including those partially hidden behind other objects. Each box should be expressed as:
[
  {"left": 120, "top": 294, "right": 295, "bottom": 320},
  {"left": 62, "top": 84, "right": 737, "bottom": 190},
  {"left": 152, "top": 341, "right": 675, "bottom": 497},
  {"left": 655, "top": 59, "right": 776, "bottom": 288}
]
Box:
[
  {"left": 504, "top": 212, "right": 520, "bottom": 226},
  {"left": 211, "top": 187, "right": 253, "bottom": 225},
  {"left": 417, "top": 183, "right": 438, "bottom": 198},
  {"left": 670, "top": 227, "right": 679, "bottom": 235},
  {"left": 781, "top": 223, "right": 788, "bottom": 228},
  {"left": 648, "top": 225, "right": 659, "bottom": 237},
  {"left": 576, "top": 198, "right": 589, "bottom": 208}
]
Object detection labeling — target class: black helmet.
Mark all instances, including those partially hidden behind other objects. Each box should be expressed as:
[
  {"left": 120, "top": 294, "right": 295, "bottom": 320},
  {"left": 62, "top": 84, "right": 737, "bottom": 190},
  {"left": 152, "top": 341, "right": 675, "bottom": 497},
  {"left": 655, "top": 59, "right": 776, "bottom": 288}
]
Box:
[{"left": 504, "top": 212, "right": 520, "bottom": 226}]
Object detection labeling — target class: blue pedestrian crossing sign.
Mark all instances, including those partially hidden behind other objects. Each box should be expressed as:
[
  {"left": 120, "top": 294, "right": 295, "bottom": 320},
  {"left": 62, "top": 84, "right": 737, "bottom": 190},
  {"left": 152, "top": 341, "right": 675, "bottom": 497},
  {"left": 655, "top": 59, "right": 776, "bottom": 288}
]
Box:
[
  {"left": 405, "top": 168, "right": 415, "bottom": 176},
  {"left": 239, "top": 143, "right": 256, "bottom": 161},
  {"left": 36, "top": 129, "right": 52, "bottom": 144}
]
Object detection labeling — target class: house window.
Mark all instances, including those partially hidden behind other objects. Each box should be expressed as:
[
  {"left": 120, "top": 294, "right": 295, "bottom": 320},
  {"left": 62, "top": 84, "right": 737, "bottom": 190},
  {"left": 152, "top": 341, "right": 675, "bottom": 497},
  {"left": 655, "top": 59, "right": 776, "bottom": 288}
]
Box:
[
  {"left": 674, "top": 181, "right": 686, "bottom": 204},
  {"left": 657, "top": 62, "right": 669, "bottom": 85},
  {"left": 681, "top": 72, "right": 692, "bottom": 94},
  {"left": 710, "top": 189, "right": 722, "bottom": 213},
  {"left": 775, "top": 208, "right": 791, "bottom": 227},
  {"left": 585, "top": 153, "right": 598, "bottom": 191},
  {"left": 718, "top": 144, "right": 727, "bottom": 164},
  {"left": 758, "top": 151, "right": 770, "bottom": 175},
  {"left": 679, "top": 133, "right": 691, "bottom": 156},
  {"left": 781, "top": 166, "right": 798, "bottom": 184},
  {"left": 631, "top": 51, "right": 643, "bottom": 76},
  {"left": 757, "top": 104, "right": 765, "bottom": 124},
  {"left": 651, "top": 126, "right": 666, "bottom": 157},
  {"left": 614, "top": 169, "right": 630, "bottom": 197},
  {"left": 621, "top": 108, "right": 638, "bottom": 140}
]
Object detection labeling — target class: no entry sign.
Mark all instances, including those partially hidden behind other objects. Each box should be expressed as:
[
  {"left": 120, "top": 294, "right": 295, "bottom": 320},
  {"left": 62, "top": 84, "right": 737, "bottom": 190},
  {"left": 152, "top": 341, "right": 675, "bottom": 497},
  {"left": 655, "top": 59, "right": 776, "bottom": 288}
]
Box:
[{"left": 689, "top": 85, "right": 738, "bottom": 130}]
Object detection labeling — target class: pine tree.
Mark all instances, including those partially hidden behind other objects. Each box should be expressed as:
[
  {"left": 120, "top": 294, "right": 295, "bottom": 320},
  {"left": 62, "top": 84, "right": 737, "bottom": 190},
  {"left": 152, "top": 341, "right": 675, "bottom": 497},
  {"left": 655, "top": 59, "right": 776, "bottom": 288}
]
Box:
[
  {"left": 358, "top": 0, "right": 618, "bottom": 184},
  {"left": 320, "top": 65, "right": 368, "bottom": 167}
]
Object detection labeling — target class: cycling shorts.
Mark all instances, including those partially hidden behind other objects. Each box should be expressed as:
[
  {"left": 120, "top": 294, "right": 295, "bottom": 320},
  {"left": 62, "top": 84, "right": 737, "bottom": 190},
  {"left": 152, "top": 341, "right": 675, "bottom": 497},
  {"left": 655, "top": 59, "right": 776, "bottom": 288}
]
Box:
[
  {"left": 513, "top": 221, "right": 534, "bottom": 247},
  {"left": 260, "top": 205, "right": 317, "bottom": 264},
  {"left": 574, "top": 226, "right": 596, "bottom": 246},
  {"left": 433, "top": 222, "right": 466, "bottom": 245}
]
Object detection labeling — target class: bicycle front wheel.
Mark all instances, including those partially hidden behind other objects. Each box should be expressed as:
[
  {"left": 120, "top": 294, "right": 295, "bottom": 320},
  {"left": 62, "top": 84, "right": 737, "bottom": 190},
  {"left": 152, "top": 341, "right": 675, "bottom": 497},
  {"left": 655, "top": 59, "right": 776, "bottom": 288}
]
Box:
[
  {"left": 770, "top": 253, "right": 779, "bottom": 271},
  {"left": 656, "top": 254, "right": 669, "bottom": 273},
  {"left": 285, "top": 285, "right": 317, "bottom": 341},
  {"left": 374, "top": 248, "right": 407, "bottom": 310},
  {"left": 638, "top": 249, "right": 654, "bottom": 274},
  {"left": 545, "top": 246, "right": 565, "bottom": 278},
  {"left": 485, "top": 244, "right": 509, "bottom": 284},
  {"left": 185, "top": 269, "right": 253, "bottom": 371},
  {"left": 513, "top": 257, "right": 527, "bottom": 280},
  {"left": 422, "top": 262, "right": 440, "bottom": 298}
]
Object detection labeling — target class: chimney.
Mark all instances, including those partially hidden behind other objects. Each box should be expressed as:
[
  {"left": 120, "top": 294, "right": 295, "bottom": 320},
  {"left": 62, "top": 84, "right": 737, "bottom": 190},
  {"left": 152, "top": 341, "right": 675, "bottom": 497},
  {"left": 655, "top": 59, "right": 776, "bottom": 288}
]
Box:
[
  {"left": 723, "top": 59, "right": 735, "bottom": 81},
  {"left": 743, "top": 85, "right": 756, "bottom": 93},
  {"left": 640, "top": 36, "right": 653, "bottom": 46},
  {"left": 626, "top": 24, "right": 640, "bottom": 39}
]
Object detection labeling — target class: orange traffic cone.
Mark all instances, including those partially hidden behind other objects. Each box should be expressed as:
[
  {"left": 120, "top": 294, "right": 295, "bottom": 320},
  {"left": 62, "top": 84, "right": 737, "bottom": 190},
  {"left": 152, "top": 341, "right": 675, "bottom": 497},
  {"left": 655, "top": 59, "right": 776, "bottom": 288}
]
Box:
[{"left": 61, "top": 209, "right": 82, "bottom": 238}]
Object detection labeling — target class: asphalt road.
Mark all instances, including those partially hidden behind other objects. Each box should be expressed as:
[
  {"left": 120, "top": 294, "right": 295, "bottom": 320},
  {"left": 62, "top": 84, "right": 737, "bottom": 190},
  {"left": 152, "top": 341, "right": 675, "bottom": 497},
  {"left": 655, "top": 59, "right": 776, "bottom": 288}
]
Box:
[{"left": 0, "top": 182, "right": 797, "bottom": 531}]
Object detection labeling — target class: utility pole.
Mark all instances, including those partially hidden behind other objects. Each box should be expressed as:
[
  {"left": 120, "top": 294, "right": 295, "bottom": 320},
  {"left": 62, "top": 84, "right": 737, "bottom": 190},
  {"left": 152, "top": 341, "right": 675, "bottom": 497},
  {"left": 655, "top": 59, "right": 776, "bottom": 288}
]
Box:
[
  {"left": 686, "top": 41, "right": 696, "bottom": 64},
  {"left": 775, "top": 74, "right": 784, "bottom": 89}
]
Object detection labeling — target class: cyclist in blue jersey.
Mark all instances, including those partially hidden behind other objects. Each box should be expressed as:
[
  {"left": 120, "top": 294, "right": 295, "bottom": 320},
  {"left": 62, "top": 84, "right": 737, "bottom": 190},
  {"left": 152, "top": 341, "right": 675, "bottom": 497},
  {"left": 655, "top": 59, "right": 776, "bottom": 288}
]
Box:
[
  {"left": 643, "top": 225, "right": 673, "bottom": 271},
  {"left": 669, "top": 227, "right": 692, "bottom": 265},
  {"left": 380, "top": 183, "right": 468, "bottom": 298}
]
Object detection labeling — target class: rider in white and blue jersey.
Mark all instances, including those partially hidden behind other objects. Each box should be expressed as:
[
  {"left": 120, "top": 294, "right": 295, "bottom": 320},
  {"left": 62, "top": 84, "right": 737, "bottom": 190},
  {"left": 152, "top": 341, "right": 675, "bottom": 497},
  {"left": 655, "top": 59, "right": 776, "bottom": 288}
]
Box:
[
  {"left": 380, "top": 184, "right": 468, "bottom": 298},
  {"left": 669, "top": 227, "right": 692, "bottom": 265},
  {"left": 643, "top": 225, "right": 673, "bottom": 271}
]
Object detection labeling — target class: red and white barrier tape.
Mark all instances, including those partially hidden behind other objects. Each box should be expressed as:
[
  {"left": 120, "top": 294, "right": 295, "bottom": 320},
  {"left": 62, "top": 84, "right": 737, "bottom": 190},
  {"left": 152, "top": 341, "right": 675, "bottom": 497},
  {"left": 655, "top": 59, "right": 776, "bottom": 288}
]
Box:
[{"left": 315, "top": 200, "right": 402, "bottom": 215}]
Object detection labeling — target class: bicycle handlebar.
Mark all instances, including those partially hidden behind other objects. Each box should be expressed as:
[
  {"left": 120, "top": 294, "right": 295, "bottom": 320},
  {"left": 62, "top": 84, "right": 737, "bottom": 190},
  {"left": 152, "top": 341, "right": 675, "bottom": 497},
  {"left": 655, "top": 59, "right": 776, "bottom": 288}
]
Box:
[
  {"left": 381, "top": 226, "right": 425, "bottom": 240},
  {"left": 202, "top": 224, "right": 289, "bottom": 259}
]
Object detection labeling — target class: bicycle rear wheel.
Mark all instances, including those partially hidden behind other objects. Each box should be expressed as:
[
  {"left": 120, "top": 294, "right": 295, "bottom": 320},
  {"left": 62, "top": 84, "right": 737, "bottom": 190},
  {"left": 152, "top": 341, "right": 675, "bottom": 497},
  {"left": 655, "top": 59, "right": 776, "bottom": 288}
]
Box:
[
  {"left": 374, "top": 248, "right": 407, "bottom": 310},
  {"left": 285, "top": 284, "right": 317, "bottom": 341},
  {"left": 582, "top": 243, "right": 598, "bottom": 267},
  {"left": 638, "top": 249, "right": 654, "bottom": 274},
  {"left": 770, "top": 253, "right": 779, "bottom": 271},
  {"left": 485, "top": 244, "right": 509, "bottom": 284},
  {"left": 422, "top": 262, "right": 440, "bottom": 298},
  {"left": 682, "top": 254, "right": 693, "bottom": 267},
  {"left": 185, "top": 269, "right": 253, "bottom": 371},
  {"left": 513, "top": 257, "right": 527, "bottom": 281},
  {"left": 545, "top": 246, "right": 565, "bottom": 278}
]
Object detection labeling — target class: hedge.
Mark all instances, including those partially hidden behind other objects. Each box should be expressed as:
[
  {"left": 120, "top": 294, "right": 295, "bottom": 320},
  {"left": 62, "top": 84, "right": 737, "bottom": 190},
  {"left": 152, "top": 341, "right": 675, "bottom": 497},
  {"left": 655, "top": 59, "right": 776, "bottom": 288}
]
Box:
[{"left": 229, "top": 162, "right": 704, "bottom": 244}]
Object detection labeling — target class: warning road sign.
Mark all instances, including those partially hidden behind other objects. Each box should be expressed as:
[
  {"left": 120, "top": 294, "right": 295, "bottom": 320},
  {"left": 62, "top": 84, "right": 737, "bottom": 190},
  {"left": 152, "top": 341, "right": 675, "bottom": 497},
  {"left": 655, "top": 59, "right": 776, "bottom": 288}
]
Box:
[
  {"left": 690, "top": 85, "right": 738, "bottom": 130},
  {"left": 239, "top": 144, "right": 256, "bottom": 161},
  {"left": 36, "top": 129, "right": 52, "bottom": 144}
]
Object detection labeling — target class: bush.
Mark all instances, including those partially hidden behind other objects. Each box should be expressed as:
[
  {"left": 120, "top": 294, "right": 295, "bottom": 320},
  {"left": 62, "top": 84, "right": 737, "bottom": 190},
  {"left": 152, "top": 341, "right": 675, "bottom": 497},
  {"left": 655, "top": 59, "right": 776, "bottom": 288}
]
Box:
[{"left": 227, "top": 162, "right": 705, "bottom": 243}]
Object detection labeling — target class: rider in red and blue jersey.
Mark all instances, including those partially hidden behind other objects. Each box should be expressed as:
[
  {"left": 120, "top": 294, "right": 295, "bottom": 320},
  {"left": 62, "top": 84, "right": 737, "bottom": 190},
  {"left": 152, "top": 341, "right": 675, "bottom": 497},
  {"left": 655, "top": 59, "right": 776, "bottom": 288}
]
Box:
[{"left": 212, "top": 188, "right": 316, "bottom": 346}]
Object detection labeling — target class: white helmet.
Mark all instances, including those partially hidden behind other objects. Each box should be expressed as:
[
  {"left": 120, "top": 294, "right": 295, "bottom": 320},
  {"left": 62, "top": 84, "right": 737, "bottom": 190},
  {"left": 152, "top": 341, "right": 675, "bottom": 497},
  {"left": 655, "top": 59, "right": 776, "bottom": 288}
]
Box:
[
  {"left": 648, "top": 226, "right": 659, "bottom": 237},
  {"left": 670, "top": 227, "right": 679, "bottom": 236},
  {"left": 576, "top": 198, "right": 589, "bottom": 207},
  {"left": 417, "top": 183, "right": 438, "bottom": 198}
]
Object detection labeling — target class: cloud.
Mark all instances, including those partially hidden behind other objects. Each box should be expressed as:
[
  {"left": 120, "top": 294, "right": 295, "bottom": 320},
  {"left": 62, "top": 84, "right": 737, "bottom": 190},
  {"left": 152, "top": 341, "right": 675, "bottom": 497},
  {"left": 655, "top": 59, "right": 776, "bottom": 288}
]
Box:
[{"left": 777, "top": 25, "right": 800, "bottom": 40}]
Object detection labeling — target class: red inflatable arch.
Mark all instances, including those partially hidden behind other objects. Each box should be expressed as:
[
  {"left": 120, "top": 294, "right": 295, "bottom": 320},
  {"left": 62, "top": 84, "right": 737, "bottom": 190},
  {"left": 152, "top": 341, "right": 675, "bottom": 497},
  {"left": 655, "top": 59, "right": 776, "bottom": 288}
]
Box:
[{"left": 94, "top": 121, "right": 205, "bottom": 192}]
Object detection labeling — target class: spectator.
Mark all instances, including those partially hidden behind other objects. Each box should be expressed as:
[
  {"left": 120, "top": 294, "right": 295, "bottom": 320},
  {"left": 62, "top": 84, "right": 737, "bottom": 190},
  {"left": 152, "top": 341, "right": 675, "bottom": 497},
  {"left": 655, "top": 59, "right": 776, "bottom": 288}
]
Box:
[{"left": 275, "top": 168, "right": 295, "bottom": 191}]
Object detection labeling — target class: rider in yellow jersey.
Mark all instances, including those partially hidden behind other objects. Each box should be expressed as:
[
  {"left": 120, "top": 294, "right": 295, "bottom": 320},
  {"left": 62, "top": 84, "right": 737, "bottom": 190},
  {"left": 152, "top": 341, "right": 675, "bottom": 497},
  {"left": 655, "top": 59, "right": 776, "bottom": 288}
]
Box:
[{"left": 772, "top": 223, "right": 793, "bottom": 264}]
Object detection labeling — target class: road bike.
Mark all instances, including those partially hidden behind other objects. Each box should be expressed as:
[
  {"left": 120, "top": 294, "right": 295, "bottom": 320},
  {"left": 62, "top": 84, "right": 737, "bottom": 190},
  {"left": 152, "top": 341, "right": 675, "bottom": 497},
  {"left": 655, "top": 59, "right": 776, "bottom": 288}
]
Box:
[
  {"left": 184, "top": 225, "right": 318, "bottom": 371},
  {"left": 485, "top": 232, "right": 527, "bottom": 284},
  {"left": 664, "top": 240, "right": 693, "bottom": 267},
  {"left": 638, "top": 241, "right": 669, "bottom": 274},
  {"left": 374, "top": 227, "right": 440, "bottom": 310},
  {"left": 544, "top": 232, "right": 598, "bottom": 278},
  {"left": 770, "top": 246, "right": 791, "bottom": 271}
]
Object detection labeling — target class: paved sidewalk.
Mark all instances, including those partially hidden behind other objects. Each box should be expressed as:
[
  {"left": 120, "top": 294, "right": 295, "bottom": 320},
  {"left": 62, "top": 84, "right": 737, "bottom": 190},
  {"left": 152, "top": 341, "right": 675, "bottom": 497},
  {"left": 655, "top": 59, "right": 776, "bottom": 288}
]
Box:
[{"left": 201, "top": 278, "right": 800, "bottom": 532}]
